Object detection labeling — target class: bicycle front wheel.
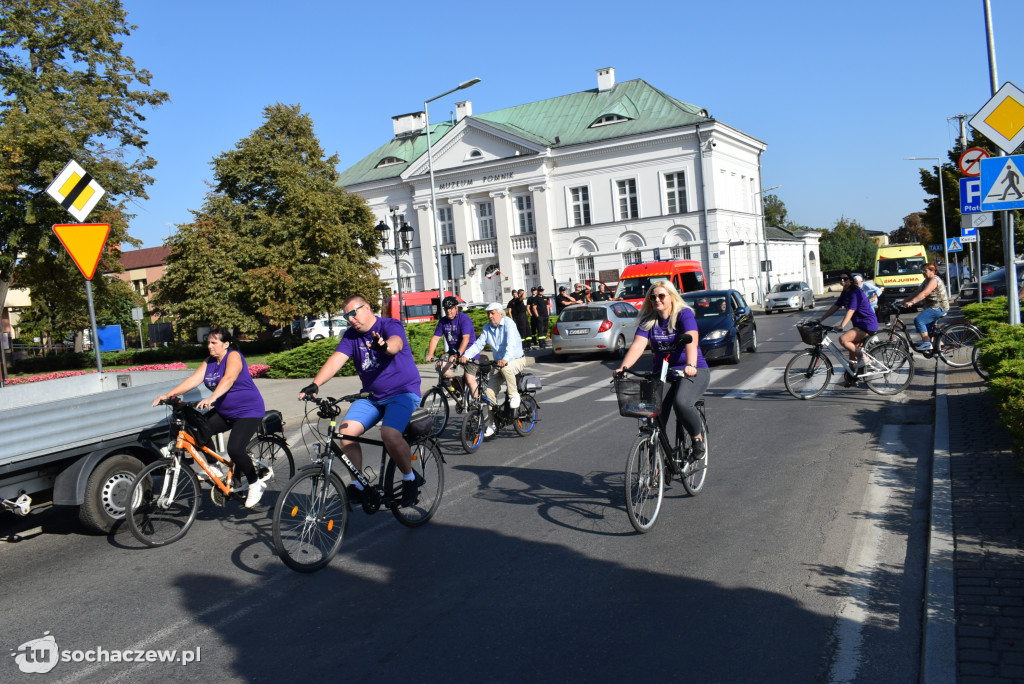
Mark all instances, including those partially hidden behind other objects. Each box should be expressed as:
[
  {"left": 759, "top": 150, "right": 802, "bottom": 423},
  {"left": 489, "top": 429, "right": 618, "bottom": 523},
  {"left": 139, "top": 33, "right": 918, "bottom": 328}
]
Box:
[
  {"left": 461, "top": 407, "right": 485, "bottom": 453},
  {"left": 272, "top": 466, "right": 349, "bottom": 573},
  {"left": 972, "top": 344, "right": 991, "bottom": 380},
  {"left": 125, "top": 457, "right": 201, "bottom": 547},
  {"left": 386, "top": 438, "right": 445, "bottom": 527},
  {"left": 624, "top": 433, "right": 664, "bottom": 533},
  {"left": 247, "top": 435, "right": 295, "bottom": 484},
  {"left": 512, "top": 395, "right": 538, "bottom": 436},
  {"left": 420, "top": 388, "right": 450, "bottom": 436},
  {"left": 784, "top": 351, "right": 833, "bottom": 400},
  {"left": 937, "top": 323, "right": 983, "bottom": 368},
  {"left": 864, "top": 342, "right": 915, "bottom": 395},
  {"left": 682, "top": 412, "right": 709, "bottom": 496}
]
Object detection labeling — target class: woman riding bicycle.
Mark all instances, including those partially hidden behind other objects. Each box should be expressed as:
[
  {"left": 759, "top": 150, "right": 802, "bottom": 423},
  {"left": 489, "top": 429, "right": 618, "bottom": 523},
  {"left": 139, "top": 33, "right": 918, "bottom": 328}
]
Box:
[
  {"left": 152, "top": 326, "right": 270, "bottom": 508},
  {"left": 615, "top": 280, "right": 709, "bottom": 458},
  {"left": 901, "top": 262, "right": 949, "bottom": 352},
  {"left": 816, "top": 272, "right": 878, "bottom": 387}
]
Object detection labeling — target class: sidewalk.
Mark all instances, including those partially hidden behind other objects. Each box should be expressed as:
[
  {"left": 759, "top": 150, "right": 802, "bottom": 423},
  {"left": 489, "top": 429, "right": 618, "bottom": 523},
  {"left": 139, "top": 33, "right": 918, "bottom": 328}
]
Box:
[{"left": 927, "top": 364, "right": 1024, "bottom": 683}]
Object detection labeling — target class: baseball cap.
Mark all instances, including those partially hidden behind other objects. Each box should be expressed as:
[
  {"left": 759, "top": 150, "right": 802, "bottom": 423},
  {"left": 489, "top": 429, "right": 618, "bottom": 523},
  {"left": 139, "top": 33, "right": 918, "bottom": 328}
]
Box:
[
  {"left": 853, "top": 274, "right": 864, "bottom": 283},
  {"left": 559, "top": 286, "right": 567, "bottom": 292},
  {"left": 537, "top": 286, "right": 544, "bottom": 292},
  {"left": 485, "top": 302, "right": 503, "bottom": 312}
]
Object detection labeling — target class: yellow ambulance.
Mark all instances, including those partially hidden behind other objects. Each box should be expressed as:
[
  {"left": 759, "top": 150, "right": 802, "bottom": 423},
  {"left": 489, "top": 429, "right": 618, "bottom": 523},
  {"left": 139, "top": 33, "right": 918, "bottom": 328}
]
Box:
[{"left": 874, "top": 244, "right": 928, "bottom": 311}]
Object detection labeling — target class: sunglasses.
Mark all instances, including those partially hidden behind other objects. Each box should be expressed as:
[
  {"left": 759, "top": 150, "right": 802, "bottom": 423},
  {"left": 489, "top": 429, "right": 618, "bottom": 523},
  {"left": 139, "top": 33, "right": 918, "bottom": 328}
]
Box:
[
  {"left": 839, "top": 277, "right": 850, "bottom": 282},
  {"left": 651, "top": 293, "right": 669, "bottom": 301},
  {"left": 342, "top": 304, "right": 365, "bottom": 320}
]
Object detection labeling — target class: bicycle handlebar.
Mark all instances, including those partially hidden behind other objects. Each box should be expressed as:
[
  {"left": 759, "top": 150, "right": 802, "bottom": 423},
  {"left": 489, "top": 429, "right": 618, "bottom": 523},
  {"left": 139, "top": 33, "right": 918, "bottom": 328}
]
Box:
[{"left": 303, "top": 392, "right": 372, "bottom": 419}]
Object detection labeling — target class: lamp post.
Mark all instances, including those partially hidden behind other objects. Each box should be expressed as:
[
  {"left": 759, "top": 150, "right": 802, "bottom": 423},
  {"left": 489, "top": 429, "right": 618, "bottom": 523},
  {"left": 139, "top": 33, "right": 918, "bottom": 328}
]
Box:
[
  {"left": 906, "top": 157, "right": 952, "bottom": 294},
  {"left": 425, "top": 78, "right": 481, "bottom": 319},
  {"left": 376, "top": 207, "right": 415, "bottom": 325},
  {"left": 755, "top": 184, "right": 781, "bottom": 300}
]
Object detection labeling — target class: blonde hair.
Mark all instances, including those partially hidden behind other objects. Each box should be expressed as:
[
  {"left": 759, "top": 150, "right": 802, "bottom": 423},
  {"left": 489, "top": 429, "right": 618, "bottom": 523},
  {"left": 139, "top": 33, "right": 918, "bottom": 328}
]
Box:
[{"left": 638, "top": 279, "right": 691, "bottom": 332}]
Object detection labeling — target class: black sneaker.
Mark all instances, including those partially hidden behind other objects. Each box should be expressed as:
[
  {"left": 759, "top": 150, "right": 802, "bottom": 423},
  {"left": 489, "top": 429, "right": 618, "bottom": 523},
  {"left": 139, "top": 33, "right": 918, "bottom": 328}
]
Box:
[
  {"left": 399, "top": 474, "right": 422, "bottom": 507},
  {"left": 347, "top": 484, "right": 365, "bottom": 506},
  {"left": 842, "top": 371, "right": 858, "bottom": 387},
  {"left": 691, "top": 438, "right": 706, "bottom": 460}
]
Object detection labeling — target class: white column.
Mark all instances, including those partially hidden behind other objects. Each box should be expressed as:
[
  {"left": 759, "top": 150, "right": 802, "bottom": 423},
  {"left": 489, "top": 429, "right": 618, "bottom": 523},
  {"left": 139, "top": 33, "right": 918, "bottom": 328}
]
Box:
[
  {"left": 491, "top": 189, "right": 514, "bottom": 299},
  {"left": 530, "top": 183, "right": 555, "bottom": 292}
]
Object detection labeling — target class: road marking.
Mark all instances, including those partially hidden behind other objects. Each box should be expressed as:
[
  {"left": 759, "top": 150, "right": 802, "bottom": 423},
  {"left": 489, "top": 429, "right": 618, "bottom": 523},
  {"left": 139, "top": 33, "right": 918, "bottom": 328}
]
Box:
[
  {"left": 724, "top": 365, "right": 785, "bottom": 399},
  {"left": 544, "top": 378, "right": 613, "bottom": 403}
]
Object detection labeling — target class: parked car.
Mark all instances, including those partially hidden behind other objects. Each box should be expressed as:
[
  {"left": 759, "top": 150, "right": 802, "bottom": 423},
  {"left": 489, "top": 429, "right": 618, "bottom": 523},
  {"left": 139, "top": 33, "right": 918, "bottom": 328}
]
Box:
[
  {"left": 302, "top": 317, "right": 349, "bottom": 341},
  {"left": 680, "top": 289, "right": 757, "bottom": 364},
  {"left": 958, "top": 261, "right": 1024, "bottom": 302},
  {"left": 550, "top": 300, "right": 640, "bottom": 360},
  {"left": 763, "top": 281, "right": 815, "bottom": 314}
]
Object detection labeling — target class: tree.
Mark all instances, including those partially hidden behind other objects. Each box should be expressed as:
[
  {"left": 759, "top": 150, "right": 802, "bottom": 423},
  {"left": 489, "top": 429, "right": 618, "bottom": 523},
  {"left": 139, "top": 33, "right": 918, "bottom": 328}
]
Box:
[
  {"left": 0, "top": 0, "right": 169, "bottom": 329},
  {"left": 762, "top": 193, "right": 789, "bottom": 228},
  {"left": 819, "top": 217, "right": 877, "bottom": 272},
  {"left": 151, "top": 103, "right": 383, "bottom": 335},
  {"left": 889, "top": 212, "right": 931, "bottom": 245}
]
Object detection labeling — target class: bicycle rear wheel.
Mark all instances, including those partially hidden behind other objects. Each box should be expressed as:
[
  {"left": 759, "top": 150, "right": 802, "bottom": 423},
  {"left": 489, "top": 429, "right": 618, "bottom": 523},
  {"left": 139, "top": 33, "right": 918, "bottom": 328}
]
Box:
[
  {"left": 784, "top": 351, "right": 833, "bottom": 399},
  {"left": 863, "top": 343, "right": 915, "bottom": 395},
  {"left": 937, "top": 323, "right": 983, "bottom": 368},
  {"left": 386, "top": 438, "right": 445, "bottom": 527},
  {"left": 512, "top": 395, "right": 538, "bottom": 436},
  {"left": 460, "top": 407, "right": 485, "bottom": 453},
  {"left": 681, "top": 411, "right": 709, "bottom": 496},
  {"left": 624, "top": 433, "right": 664, "bottom": 533},
  {"left": 972, "top": 344, "right": 991, "bottom": 380},
  {"left": 420, "top": 388, "right": 450, "bottom": 436},
  {"left": 246, "top": 435, "right": 295, "bottom": 484},
  {"left": 125, "top": 457, "right": 201, "bottom": 547},
  {"left": 272, "top": 466, "right": 349, "bottom": 573}
]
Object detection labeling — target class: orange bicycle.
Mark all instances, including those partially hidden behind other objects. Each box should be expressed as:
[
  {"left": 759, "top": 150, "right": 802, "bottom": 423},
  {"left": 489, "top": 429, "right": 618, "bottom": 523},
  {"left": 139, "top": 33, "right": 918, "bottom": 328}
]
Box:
[{"left": 125, "top": 397, "right": 294, "bottom": 546}]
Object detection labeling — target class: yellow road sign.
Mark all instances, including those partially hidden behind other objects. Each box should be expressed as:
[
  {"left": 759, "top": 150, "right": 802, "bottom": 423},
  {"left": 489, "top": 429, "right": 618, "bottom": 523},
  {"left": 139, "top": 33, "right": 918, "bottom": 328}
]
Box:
[
  {"left": 52, "top": 224, "right": 110, "bottom": 280},
  {"left": 970, "top": 82, "right": 1024, "bottom": 155},
  {"left": 45, "top": 160, "right": 106, "bottom": 222}
]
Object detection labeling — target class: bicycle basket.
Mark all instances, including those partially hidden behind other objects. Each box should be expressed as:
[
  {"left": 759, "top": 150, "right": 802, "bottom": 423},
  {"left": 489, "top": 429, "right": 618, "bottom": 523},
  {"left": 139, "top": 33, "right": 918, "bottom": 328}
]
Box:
[
  {"left": 180, "top": 405, "right": 215, "bottom": 448},
  {"left": 613, "top": 377, "right": 663, "bottom": 418},
  {"left": 796, "top": 322, "right": 824, "bottom": 345}
]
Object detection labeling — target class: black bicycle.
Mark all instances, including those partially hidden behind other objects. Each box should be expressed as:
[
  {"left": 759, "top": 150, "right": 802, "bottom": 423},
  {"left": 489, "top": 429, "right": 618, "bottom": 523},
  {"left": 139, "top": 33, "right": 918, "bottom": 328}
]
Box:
[
  {"left": 420, "top": 356, "right": 479, "bottom": 436},
  {"left": 870, "top": 303, "right": 983, "bottom": 368},
  {"left": 460, "top": 359, "right": 540, "bottom": 453},
  {"left": 613, "top": 367, "right": 709, "bottom": 533},
  {"left": 271, "top": 393, "right": 444, "bottom": 573}
]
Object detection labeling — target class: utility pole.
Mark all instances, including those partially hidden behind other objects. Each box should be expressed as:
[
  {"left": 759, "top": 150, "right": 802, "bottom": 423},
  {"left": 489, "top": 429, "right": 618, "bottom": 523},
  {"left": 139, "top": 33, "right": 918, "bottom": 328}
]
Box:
[{"left": 950, "top": 112, "right": 978, "bottom": 280}]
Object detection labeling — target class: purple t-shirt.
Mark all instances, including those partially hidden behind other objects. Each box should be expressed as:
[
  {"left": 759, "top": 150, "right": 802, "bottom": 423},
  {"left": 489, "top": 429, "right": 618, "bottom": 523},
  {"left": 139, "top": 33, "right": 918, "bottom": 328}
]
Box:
[
  {"left": 635, "top": 309, "right": 708, "bottom": 373},
  {"left": 433, "top": 311, "right": 479, "bottom": 360},
  {"left": 337, "top": 316, "right": 421, "bottom": 399},
  {"left": 835, "top": 286, "right": 878, "bottom": 332},
  {"left": 203, "top": 349, "right": 266, "bottom": 419}
]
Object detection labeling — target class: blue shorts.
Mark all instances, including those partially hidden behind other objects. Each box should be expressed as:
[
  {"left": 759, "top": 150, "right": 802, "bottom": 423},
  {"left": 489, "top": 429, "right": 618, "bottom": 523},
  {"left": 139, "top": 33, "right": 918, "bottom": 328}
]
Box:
[{"left": 343, "top": 392, "right": 419, "bottom": 433}]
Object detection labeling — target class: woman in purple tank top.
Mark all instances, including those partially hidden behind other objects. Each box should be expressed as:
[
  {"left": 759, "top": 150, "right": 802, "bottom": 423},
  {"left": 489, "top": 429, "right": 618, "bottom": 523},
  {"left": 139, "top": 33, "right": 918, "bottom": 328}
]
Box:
[{"left": 153, "top": 327, "right": 269, "bottom": 508}]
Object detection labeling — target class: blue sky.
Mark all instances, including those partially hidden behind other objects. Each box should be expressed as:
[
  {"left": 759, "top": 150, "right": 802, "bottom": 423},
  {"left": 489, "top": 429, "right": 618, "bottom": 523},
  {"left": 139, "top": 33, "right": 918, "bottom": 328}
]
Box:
[{"left": 117, "top": 0, "right": 1024, "bottom": 249}]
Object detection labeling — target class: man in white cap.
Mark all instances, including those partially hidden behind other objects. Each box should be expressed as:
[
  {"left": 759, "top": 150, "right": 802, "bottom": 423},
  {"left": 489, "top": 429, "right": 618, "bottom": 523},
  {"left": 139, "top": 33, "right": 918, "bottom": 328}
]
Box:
[
  {"left": 855, "top": 274, "right": 882, "bottom": 311},
  {"left": 460, "top": 302, "right": 526, "bottom": 436}
]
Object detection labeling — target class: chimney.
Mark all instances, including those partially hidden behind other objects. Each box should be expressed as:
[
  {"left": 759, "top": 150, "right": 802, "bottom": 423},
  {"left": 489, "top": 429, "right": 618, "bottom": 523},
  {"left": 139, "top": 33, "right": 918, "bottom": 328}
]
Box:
[
  {"left": 392, "top": 111, "right": 426, "bottom": 138},
  {"left": 597, "top": 67, "right": 615, "bottom": 92},
  {"left": 456, "top": 100, "right": 472, "bottom": 121}
]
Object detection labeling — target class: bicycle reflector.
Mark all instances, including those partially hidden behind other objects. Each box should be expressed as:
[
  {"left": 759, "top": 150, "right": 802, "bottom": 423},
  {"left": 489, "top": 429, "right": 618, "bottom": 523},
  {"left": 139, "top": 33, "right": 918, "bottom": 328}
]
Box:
[
  {"left": 290, "top": 506, "right": 298, "bottom": 517},
  {"left": 328, "top": 520, "right": 334, "bottom": 532}
]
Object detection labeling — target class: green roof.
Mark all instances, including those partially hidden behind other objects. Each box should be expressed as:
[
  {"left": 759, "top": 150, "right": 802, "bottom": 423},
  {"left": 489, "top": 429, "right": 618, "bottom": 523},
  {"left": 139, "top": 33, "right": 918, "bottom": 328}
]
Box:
[{"left": 338, "top": 78, "right": 710, "bottom": 187}]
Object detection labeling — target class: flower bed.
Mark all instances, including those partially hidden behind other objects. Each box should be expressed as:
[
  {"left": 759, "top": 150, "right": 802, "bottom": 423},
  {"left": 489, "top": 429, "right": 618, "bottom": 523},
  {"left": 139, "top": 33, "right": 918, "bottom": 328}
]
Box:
[{"left": 5, "top": 363, "right": 189, "bottom": 386}]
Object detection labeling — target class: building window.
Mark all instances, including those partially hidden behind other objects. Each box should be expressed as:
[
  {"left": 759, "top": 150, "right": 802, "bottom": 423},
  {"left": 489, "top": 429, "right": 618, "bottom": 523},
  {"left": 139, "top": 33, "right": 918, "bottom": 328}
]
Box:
[
  {"left": 665, "top": 172, "right": 688, "bottom": 214},
  {"left": 401, "top": 276, "right": 414, "bottom": 292},
  {"left": 476, "top": 202, "right": 495, "bottom": 240},
  {"left": 570, "top": 186, "right": 591, "bottom": 226},
  {"left": 133, "top": 278, "right": 148, "bottom": 297},
  {"left": 623, "top": 251, "right": 642, "bottom": 267},
  {"left": 576, "top": 256, "right": 595, "bottom": 283},
  {"left": 437, "top": 206, "right": 454, "bottom": 244},
  {"left": 589, "top": 114, "right": 630, "bottom": 128},
  {"left": 515, "top": 196, "right": 535, "bottom": 234},
  {"left": 375, "top": 156, "right": 404, "bottom": 168},
  {"left": 522, "top": 262, "right": 538, "bottom": 278},
  {"left": 671, "top": 246, "right": 691, "bottom": 260},
  {"left": 617, "top": 179, "right": 638, "bottom": 220}
]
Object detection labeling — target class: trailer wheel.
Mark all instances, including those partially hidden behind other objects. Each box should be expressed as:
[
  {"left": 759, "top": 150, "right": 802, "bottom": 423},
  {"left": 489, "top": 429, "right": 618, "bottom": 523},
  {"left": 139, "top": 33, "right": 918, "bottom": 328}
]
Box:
[{"left": 79, "top": 454, "right": 144, "bottom": 534}]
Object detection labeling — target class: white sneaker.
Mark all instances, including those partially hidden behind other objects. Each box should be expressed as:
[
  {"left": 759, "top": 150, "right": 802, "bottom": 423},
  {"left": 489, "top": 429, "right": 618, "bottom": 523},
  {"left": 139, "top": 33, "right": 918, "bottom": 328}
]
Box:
[
  {"left": 484, "top": 424, "right": 496, "bottom": 437},
  {"left": 915, "top": 341, "right": 932, "bottom": 351},
  {"left": 245, "top": 479, "right": 267, "bottom": 508},
  {"left": 509, "top": 395, "right": 521, "bottom": 409}
]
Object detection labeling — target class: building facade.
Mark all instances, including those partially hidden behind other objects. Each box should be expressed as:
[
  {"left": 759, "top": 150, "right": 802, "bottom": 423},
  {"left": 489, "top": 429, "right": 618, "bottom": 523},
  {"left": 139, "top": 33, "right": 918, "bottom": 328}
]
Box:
[{"left": 339, "top": 68, "right": 821, "bottom": 307}]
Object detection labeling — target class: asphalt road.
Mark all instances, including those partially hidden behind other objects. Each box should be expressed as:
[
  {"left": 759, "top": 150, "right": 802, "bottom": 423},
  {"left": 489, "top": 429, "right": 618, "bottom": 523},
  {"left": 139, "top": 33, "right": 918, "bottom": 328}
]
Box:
[{"left": 1, "top": 301, "right": 938, "bottom": 682}]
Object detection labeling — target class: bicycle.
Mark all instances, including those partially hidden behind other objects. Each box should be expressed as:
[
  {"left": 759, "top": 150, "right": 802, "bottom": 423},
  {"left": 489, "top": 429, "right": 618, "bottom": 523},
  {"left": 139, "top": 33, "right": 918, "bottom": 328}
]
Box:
[
  {"left": 420, "top": 356, "right": 478, "bottom": 436},
  {"left": 272, "top": 393, "right": 444, "bottom": 573},
  {"left": 459, "top": 359, "right": 541, "bottom": 453},
  {"left": 869, "top": 303, "right": 983, "bottom": 368},
  {"left": 784, "top": 320, "right": 915, "bottom": 399},
  {"left": 613, "top": 367, "right": 709, "bottom": 534},
  {"left": 125, "top": 398, "right": 295, "bottom": 547}
]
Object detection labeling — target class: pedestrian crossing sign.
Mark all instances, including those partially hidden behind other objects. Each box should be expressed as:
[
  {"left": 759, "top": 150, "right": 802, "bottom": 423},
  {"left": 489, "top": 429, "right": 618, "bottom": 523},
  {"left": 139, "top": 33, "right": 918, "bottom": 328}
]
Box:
[
  {"left": 980, "top": 155, "right": 1024, "bottom": 210},
  {"left": 946, "top": 237, "right": 963, "bottom": 253}
]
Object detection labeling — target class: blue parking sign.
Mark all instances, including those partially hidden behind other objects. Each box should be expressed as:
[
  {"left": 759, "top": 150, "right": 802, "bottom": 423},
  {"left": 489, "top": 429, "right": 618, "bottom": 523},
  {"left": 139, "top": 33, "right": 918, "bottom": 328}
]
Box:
[{"left": 960, "top": 178, "right": 981, "bottom": 213}]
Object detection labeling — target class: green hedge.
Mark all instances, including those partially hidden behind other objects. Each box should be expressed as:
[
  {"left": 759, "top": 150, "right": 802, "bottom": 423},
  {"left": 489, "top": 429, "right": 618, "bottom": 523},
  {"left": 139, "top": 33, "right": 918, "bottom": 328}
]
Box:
[{"left": 963, "top": 297, "right": 1024, "bottom": 451}]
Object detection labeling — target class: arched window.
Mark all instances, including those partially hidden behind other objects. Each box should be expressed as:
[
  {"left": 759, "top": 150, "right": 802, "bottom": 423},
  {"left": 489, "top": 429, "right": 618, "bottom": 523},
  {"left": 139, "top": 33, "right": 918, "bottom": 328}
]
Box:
[
  {"left": 589, "top": 114, "right": 631, "bottom": 128},
  {"left": 375, "top": 156, "right": 405, "bottom": 168}
]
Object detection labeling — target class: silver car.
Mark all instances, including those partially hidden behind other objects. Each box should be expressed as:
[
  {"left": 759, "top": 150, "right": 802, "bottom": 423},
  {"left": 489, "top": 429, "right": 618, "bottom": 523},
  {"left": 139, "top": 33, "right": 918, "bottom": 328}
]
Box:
[
  {"left": 764, "top": 281, "right": 814, "bottom": 314},
  {"left": 551, "top": 301, "right": 640, "bottom": 360}
]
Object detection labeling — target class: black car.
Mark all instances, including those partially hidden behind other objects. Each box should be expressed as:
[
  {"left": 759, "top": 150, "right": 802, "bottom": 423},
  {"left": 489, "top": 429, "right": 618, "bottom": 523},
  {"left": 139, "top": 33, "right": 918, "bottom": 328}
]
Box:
[
  {"left": 958, "top": 261, "right": 1024, "bottom": 302},
  {"left": 680, "top": 289, "right": 757, "bottom": 364}
]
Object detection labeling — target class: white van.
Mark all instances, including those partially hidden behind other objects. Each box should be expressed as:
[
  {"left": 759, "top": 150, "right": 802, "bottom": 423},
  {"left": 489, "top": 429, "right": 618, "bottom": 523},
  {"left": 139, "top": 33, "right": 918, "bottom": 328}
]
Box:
[{"left": 302, "top": 317, "right": 348, "bottom": 341}]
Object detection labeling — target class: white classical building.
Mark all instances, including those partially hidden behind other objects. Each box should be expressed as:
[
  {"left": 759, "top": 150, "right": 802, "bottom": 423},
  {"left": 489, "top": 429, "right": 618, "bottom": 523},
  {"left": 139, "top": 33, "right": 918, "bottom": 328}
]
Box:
[{"left": 338, "top": 68, "right": 821, "bottom": 306}]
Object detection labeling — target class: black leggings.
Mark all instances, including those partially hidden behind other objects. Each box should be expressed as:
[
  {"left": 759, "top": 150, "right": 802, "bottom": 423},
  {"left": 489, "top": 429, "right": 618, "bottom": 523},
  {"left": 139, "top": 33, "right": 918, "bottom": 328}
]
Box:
[
  {"left": 205, "top": 412, "right": 262, "bottom": 484},
  {"left": 660, "top": 368, "right": 710, "bottom": 439}
]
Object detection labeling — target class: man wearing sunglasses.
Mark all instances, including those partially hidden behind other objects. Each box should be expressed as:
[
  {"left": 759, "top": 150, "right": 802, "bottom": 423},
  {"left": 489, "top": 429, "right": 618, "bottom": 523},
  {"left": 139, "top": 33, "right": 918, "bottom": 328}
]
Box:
[
  {"left": 816, "top": 272, "right": 878, "bottom": 387},
  {"left": 299, "top": 294, "right": 422, "bottom": 506}
]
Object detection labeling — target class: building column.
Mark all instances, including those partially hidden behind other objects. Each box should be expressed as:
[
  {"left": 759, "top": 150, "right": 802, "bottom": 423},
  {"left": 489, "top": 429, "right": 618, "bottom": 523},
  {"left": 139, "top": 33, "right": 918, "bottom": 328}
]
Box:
[
  {"left": 530, "top": 183, "right": 555, "bottom": 292},
  {"left": 491, "top": 189, "right": 514, "bottom": 300},
  {"left": 414, "top": 201, "right": 438, "bottom": 291}
]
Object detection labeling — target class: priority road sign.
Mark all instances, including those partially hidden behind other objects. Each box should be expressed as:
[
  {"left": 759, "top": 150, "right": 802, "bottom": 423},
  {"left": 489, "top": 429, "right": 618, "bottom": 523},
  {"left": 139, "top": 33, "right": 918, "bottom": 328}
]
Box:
[
  {"left": 946, "top": 237, "right": 963, "bottom": 253},
  {"left": 45, "top": 160, "right": 106, "bottom": 222},
  {"left": 52, "top": 223, "right": 110, "bottom": 280},
  {"left": 970, "top": 81, "right": 1024, "bottom": 154},
  {"left": 960, "top": 177, "right": 981, "bottom": 213},
  {"left": 980, "top": 155, "right": 1024, "bottom": 210}
]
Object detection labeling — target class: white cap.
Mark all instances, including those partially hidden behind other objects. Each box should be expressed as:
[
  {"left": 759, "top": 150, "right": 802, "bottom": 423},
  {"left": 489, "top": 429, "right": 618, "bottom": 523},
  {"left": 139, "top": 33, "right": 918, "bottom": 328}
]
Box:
[
  {"left": 853, "top": 274, "right": 864, "bottom": 283},
  {"left": 485, "top": 302, "right": 503, "bottom": 312}
]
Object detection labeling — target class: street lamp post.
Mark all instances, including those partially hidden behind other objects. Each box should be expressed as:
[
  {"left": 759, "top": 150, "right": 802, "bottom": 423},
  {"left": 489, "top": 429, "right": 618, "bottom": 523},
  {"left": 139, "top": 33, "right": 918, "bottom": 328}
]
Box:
[
  {"left": 425, "top": 78, "right": 481, "bottom": 320},
  {"left": 376, "top": 207, "right": 415, "bottom": 325},
  {"left": 755, "top": 184, "right": 781, "bottom": 300},
  {"left": 906, "top": 157, "right": 952, "bottom": 293}
]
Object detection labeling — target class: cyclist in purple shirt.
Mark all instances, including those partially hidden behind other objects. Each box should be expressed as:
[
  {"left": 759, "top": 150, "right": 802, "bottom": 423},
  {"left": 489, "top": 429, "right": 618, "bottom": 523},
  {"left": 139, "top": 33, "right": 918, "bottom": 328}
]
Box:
[
  {"left": 817, "top": 271, "right": 879, "bottom": 386},
  {"left": 299, "top": 294, "right": 422, "bottom": 506},
  {"left": 153, "top": 327, "right": 269, "bottom": 508},
  {"left": 615, "top": 280, "right": 709, "bottom": 458},
  {"left": 424, "top": 296, "right": 479, "bottom": 399}
]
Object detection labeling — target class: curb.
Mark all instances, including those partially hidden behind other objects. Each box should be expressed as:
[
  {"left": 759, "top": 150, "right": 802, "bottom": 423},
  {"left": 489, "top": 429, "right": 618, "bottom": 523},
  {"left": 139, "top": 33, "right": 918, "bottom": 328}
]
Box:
[{"left": 922, "top": 362, "right": 957, "bottom": 683}]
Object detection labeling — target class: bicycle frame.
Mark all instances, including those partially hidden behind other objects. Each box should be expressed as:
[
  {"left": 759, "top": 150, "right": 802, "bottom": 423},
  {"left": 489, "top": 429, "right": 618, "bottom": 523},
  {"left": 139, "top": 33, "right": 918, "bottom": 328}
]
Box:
[
  {"left": 171, "top": 429, "right": 237, "bottom": 496},
  {"left": 812, "top": 332, "right": 892, "bottom": 381}
]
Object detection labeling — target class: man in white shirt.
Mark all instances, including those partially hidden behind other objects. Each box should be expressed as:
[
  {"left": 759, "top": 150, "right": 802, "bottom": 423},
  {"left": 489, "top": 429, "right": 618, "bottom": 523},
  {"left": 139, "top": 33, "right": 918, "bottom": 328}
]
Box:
[{"left": 461, "top": 302, "right": 526, "bottom": 436}]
